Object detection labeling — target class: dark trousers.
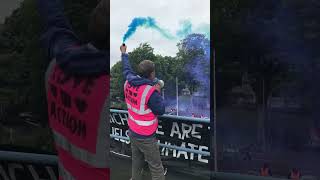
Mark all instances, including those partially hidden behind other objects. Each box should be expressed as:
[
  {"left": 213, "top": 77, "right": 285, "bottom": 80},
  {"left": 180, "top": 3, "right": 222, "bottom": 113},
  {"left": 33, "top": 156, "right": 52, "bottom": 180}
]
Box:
[{"left": 130, "top": 135, "right": 165, "bottom": 180}]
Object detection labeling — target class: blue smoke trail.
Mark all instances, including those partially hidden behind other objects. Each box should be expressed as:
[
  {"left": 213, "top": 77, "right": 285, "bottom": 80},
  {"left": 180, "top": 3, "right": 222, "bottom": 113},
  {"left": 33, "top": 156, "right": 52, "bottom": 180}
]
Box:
[
  {"left": 180, "top": 34, "right": 210, "bottom": 117},
  {"left": 122, "top": 17, "right": 210, "bottom": 42},
  {"left": 176, "top": 20, "right": 210, "bottom": 39},
  {"left": 122, "top": 17, "right": 175, "bottom": 43},
  {"left": 194, "top": 23, "right": 210, "bottom": 39},
  {"left": 176, "top": 20, "right": 193, "bottom": 38}
]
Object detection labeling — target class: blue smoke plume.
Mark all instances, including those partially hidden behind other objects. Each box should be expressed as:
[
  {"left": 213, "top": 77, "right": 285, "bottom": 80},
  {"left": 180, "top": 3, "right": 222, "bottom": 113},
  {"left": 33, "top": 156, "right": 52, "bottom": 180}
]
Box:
[
  {"left": 184, "top": 34, "right": 210, "bottom": 89},
  {"left": 194, "top": 23, "right": 210, "bottom": 39},
  {"left": 122, "top": 17, "right": 175, "bottom": 43},
  {"left": 122, "top": 17, "right": 210, "bottom": 42},
  {"left": 176, "top": 20, "right": 210, "bottom": 39},
  {"left": 176, "top": 20, "right": 193, "bottom": 38},
  {"left": 179, "top": 34, "right": 211, "bottom": 117}
]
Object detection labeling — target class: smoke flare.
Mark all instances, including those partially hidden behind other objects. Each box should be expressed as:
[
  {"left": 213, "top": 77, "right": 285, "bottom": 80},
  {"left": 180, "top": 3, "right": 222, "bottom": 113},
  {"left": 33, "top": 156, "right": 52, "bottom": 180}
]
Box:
[
  {"left": 122, "top": 17, "right": 175, "bottom": 42},
  {"left": 122, "top": 17, "right": 210, "bottom": 42}
]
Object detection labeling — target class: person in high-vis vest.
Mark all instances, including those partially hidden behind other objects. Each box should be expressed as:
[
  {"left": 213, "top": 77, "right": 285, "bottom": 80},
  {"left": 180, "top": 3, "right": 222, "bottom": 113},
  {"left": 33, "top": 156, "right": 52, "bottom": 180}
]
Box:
[
  {"left": 288, "top": 168, "right": 301, "bottom": 180},
  {"left": 260, "top": 163, "right": 272, "bottom": 177},
  {"left": 120, "top": 44, "right": 165, "bottom": 180},
  {"left": 38, "top": 0, "right": 110, "bottom": 179}
]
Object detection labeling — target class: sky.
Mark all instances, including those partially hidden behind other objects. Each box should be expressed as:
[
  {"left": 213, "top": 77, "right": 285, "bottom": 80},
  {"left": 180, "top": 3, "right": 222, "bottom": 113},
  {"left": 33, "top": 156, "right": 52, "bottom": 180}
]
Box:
[
  {"left": 0, "top": 0, "right": 22, "bottom": 23},
  {"left": 110, "top": 0, "right": 210, "bottom": 68},
  {"left": 1, "top": 0, "right": 210, "bottom": 68}
]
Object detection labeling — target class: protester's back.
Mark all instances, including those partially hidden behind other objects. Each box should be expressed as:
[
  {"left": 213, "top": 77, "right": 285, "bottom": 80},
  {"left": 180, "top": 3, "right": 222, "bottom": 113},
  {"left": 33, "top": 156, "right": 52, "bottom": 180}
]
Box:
[{"left": 38, "top": 0, "right": 110, "bottom": 179}]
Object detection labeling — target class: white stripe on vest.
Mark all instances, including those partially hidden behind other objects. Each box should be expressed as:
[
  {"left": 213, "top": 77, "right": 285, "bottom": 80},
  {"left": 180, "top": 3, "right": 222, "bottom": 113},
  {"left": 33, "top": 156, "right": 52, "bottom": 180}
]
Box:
[
  {"left": 59, "top": 162, "right": 75, "bottom": 180},
  {"left": 124, "top": 80, "right": 153, "bottom": 115},
  {"left": 128, "top": 113, "right": 157, "bottom": 126}
]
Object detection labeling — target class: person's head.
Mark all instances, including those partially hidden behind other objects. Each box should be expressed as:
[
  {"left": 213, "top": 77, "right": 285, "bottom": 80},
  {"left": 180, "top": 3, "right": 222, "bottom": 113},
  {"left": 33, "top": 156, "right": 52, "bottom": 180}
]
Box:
[
  {"left": 88, "top": 0, "right": 108, "bottom": 50},
  {"left": 137, "top": 60, "right": 155, "bottom": 80}
]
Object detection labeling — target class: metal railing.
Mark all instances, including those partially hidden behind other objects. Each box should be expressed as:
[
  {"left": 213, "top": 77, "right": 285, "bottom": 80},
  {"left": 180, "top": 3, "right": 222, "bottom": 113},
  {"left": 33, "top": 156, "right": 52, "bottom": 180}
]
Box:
[
  {"left": 110, "top": 109, "right": 210, "bottom": 124},
  {"left": 0, "top": 150, "right": 58, "bottom": 165}
]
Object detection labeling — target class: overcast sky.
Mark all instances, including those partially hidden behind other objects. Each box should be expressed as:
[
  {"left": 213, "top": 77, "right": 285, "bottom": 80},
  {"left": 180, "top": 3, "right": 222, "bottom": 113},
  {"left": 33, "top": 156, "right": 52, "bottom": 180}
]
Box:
[
  {"left": 110, "top": 0, "right": 210, "bottom": 68},
  {"left": 0, "top": 0, "right": 22, "bottom": 23},
  {"left": 1, "top": 0, "right": 210, "bottom": 68}
]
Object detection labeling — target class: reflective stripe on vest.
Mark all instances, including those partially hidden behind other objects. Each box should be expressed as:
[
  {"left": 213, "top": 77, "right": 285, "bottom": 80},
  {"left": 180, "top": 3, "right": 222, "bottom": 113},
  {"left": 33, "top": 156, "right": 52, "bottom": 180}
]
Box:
[
  {"left": 291, "top": 172, "right": 300, "bottom": 180},
  {"left": 45, "top": 60, "right": 110, "bottom": 170},
  {"left": 124, "top": 81, "right": 152, "bottom": 115},
  {"left": 128, "top": 113, "right": 157, "bottom": 126},
  {"left": 260, "top": 168, "right": 269, "bottom": 176},
  {"left": 126, "top": 103, "right": 152, "bottom": 115},
  {"left": 52, "top": 130, "right": 107, "bottom": 167},
  {"left": 59, "top": 162, "right": 75, "bottom": 180}
]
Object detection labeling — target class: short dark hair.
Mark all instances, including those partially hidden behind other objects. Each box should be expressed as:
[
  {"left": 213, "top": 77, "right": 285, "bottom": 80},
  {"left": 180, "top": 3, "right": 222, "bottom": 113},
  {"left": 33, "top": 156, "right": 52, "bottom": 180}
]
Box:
[
  {"left": 138, "top": 60, "right": 155, "bottom": 78},
  {"left": 88, "top": 0, "right": 108, "bottom": 50}
]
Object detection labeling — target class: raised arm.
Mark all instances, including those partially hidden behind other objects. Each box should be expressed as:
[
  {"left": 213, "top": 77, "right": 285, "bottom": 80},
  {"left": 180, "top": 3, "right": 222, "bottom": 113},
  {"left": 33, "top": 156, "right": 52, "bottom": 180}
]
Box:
[
  {"left": 120, "top": 44, "right": 137, "bottom": 80},
  {"left": 37, "top": 0, "right": 109, "bottom": 75},
  {"left": 37, "top": 0, "right": 79, "bottom": 59}
]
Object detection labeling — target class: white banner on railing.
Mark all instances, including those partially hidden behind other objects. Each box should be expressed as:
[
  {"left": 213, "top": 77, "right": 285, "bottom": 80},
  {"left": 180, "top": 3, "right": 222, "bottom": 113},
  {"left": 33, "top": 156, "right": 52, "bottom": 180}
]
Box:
[{"left": 110, "top": 110, "right": 210, "bottom": 163}]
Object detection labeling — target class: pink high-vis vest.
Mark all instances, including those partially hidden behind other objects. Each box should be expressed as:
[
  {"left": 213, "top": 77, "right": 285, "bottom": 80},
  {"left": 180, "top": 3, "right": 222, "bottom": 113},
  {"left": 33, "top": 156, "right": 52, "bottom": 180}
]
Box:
[
  {"left": 45, "top": 60, "right": 110, "bottom": 180},
  {"left": 260, "top": 168, "right": 270, "bottom": 176},
  {"left": 290, "top": 171, "right": 300, "bottom": 180},
  {"left": 124, "top": 80, "right": 158, "bottom": 136}
]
